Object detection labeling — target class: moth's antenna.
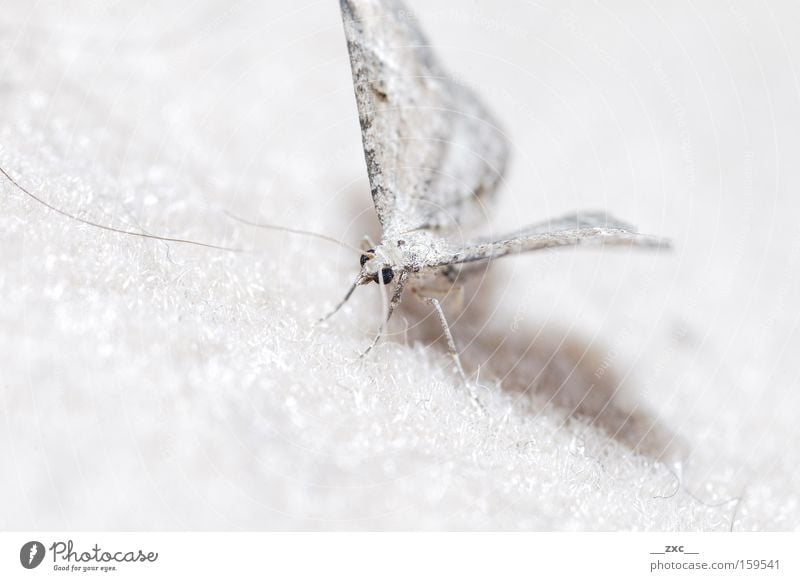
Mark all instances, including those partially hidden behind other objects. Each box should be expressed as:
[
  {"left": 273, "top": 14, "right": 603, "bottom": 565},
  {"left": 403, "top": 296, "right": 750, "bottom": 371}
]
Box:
[
  {"left": 223, "top": 210, "right": 362, "bottom": 254},
  {"left": 0, "top": 165, "right": 244, "bottom": 253}
]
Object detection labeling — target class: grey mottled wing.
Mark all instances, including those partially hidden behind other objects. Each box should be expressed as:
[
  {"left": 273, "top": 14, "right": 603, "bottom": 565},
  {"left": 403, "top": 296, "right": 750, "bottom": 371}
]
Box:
[
  {"left": 339, "top": 0, "right": 509, "bottom": 237},
  {"left": 466, "top": 211, "right": 636, "bottom": 243},
  {"left": 432, "top": 212, "right": 669, "bottom": 267}
]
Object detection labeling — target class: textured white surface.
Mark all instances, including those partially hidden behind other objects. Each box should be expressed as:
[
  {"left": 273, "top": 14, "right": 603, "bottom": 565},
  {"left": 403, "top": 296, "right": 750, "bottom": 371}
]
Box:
[{"left": 1, "top": 0, "right": 799, "bottom": 530}]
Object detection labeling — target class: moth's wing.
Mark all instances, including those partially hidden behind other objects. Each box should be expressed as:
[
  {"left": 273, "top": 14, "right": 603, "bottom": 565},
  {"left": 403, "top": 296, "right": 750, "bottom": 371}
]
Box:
[
  {"left": 466, "top": 211, "right": 637, "bottom": 243},
  {"left": 433, "top": 212, "right": 669, "bottom": 267},
  {"left": 339, "top": 0, "right": 509, "bottom": 237}
]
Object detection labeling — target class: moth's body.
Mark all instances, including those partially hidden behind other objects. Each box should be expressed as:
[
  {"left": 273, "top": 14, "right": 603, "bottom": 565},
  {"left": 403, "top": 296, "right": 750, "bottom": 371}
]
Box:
[{"left": 359, "top": 231, "right": 451, "bottom": 283}]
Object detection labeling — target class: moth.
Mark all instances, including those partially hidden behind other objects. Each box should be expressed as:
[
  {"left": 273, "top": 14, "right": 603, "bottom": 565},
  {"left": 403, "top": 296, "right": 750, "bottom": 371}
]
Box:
[
  {"left": 328, "top": 0, "right": 667, "bottom": 377},
  {"left": 0, "top": 0, "right": 668, "bottom": 398}
]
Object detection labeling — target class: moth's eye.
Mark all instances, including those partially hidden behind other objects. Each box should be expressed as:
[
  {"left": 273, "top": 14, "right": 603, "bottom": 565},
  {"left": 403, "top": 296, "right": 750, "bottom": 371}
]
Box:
[
  {"left": 360, "top": 249, "right": 375, "bottom": 267},
  {"left": 377, "top": 267, "right": 394, "bottom": 284}
]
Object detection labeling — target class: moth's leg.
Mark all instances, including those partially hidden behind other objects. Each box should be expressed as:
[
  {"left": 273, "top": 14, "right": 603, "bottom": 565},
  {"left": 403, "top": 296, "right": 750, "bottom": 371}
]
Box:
[
  {"left": 318, "top": 275, "right": 360, "bottom": 323},
  {"left": 413, "top": 270, "right": 465, "bottom": 311},
  {"left": 422, "top": 296, "right": 467, "bottom": 380},
  {"left": 360, "top": 270, "right": 409, "bottom": 358},
  {"left": 414, "top": 291, "right": 485, "bottom": 414}
]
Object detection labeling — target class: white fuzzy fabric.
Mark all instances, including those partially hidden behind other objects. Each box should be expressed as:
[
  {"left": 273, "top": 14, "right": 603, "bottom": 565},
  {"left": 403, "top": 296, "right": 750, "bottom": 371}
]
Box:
[{"left": 1, "top": 0, "right": 799, "bottom": 531}]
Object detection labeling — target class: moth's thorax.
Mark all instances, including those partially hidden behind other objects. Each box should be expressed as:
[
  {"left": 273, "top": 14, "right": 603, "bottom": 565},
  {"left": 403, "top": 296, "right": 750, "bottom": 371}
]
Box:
[{"left": 369, "top": 231, "right": 446, "bottom": 273}]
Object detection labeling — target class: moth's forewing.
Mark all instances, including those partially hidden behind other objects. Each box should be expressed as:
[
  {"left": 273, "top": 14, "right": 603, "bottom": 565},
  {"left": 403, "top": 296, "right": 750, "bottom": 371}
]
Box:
[{"left": 339, "top": 0, "right": 509, "bottom": 237}]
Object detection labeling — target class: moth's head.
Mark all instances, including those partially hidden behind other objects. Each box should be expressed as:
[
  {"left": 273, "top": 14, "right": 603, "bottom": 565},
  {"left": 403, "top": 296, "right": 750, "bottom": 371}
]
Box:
[{"left": 358, "top": 247, "right": 396, "bottom": 285}]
